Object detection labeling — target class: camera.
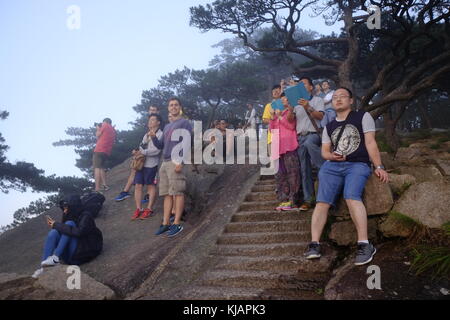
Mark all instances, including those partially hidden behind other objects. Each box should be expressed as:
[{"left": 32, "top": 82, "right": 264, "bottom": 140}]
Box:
[{"left": 94, "top": 122, "right": 102, "bottom": 128}]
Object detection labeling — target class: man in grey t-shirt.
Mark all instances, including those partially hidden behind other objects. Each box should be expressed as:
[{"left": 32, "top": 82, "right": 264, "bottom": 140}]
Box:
[{"left": 294, "top": 77, "right": 326, "bottom": 211}]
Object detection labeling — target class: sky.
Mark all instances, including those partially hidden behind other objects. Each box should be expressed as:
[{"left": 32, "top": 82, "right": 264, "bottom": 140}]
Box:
[{"left": 0, "top": 0, "right": 342, "bottom": 227}]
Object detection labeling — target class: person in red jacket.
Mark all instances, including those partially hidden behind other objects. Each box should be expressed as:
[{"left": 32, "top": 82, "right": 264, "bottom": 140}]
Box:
[{"left": 93, "top": 118, "right": 116, "bottom": 192}]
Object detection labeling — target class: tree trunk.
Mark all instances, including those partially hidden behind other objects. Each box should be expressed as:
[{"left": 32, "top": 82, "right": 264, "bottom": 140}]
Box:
[{"left": 383, "top": 108, "right": 401, "bottom": 152}]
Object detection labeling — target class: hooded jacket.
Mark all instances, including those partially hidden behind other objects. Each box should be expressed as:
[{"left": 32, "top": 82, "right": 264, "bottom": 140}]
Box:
[{"left": 54, "top": 194, "right": 103, "bottom": 264}]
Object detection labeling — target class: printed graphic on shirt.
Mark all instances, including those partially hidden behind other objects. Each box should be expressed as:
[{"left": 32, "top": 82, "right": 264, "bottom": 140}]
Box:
[{"left": 331, "top": 124, "right": 360, "bottom": 156}]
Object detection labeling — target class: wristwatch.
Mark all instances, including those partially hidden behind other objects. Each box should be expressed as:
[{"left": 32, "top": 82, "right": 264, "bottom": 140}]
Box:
[{"left": 375, "top": 165, "right": 385, "bottom": 170}]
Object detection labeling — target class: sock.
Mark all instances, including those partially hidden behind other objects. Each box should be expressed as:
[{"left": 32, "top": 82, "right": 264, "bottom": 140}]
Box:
[
  {"left": 358, "top": 240, "right": 369, "bottom": 245},
  {"left": 311, "top": 241, "right": 320, "bottom": 245}
]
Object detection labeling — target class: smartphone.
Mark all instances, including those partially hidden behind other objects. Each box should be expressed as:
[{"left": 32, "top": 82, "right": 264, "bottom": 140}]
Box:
[{"left": 333, "top": 150, "right": 344, "bottom": 156}]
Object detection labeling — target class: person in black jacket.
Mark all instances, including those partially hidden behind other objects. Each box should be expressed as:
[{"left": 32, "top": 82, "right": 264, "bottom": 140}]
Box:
[{"left": 32, "top": 194, "right": 103, "bottom": 278}]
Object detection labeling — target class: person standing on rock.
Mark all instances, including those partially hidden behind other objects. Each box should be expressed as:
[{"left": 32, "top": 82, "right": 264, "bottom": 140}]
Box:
[
  {"left": 304, "top": 87, "right": 389, "bottom": 266},
  {"left": 32, "top": 194, "right": 103, "bottom": 278},
  {"left": 294, "top": 77, "right": 325, "bottom": 211},
  {"left": 130, "top": 113, "right": 163, "bottom": 220},
  {"left": 149, "top": 98, "right": 193, "bottom": 237},
  {"left": 93, "top": 118, "right": 116, "bottom": 192},
  {"left": 270, "top": 93, "right": 301, "bottom": 211},
  {"left": 115, "top": 106, "right": 161, "bottom": 202}
]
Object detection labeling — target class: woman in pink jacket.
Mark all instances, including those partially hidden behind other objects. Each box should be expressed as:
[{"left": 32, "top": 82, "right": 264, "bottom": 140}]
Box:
[{"left": 270, "top": 93, "right": 301, "bottom": 211}]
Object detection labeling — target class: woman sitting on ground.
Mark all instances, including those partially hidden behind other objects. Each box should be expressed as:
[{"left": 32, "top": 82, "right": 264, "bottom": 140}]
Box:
[{"left": 32, "top": 194, "right": 103, "bottom": 278}]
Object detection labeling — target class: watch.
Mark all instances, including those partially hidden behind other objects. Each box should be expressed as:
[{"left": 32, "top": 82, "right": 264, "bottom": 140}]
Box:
[{"left": 375, "top": 165, "right": 385, "bottom": 170}]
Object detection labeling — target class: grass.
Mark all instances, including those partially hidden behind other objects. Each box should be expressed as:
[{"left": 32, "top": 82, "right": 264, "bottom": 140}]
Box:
[
  {"left": 389, "top": 211, "right": 420, "bottom": 229},
  {"left": 409, "top": 223, "right": 450, "bottom": 279},
  {"left": 430, "top": 143, "right": 441, "bottom": 150}
]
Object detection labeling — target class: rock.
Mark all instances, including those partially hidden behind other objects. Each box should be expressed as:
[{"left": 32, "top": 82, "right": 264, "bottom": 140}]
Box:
[
  {"left": 334, "top": 174, "right": 394, "bottom": 218},
  {"left": 36, "top": 265, "right": 116, "bottom": 300},
  {"left": 378, "top": 213, "right": 415, "bottom": 238},
  {"left": 395, "top": 147, "right": 421, "bottom": 162},
  {"left": 329, "top": 219, "right": 378, "bottom": 246},
  {"left": 380, "top": 152, "right": 398, "bottom": 170},
  {"left": 435, "top": 159, "right": 450, "bottom": 176},
  {"left": 397, "top": 165, "right": 444, "bottom": 183},
  {"left": 388, "top": 174, "right": 416, "bottom": 196},
  {"left": 440, "top": 288, "right": 449, "bottom": 296},
  {"left": 393, "top": 181, "right": 450, "bottom": 228}
]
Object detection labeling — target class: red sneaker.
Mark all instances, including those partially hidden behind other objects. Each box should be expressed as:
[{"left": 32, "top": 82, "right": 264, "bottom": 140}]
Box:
[
  {"left": 131, "top": 209, "right": 142, "bottom": 220},
  {"left": 140, "top": 208, "right": 154, "bottom": 220}
]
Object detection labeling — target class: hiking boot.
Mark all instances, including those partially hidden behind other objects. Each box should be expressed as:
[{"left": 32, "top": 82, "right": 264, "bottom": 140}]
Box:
[
  {"left": 140, "top": 208, "right": 154, "bottom": 220},
  {"left": 115, "top": 191, "right": 131, "bottom": 202},
  {"left": 304, "top": 242, "right": 321, "bottom": 259},
  {"left": 276, "top": 201, "right": 291, "bottom": 211},
  {"left": 41, "top": 255, "right": 60, "bottom": 267},
  {"left": 131, "top": 209, "right": 142, "bottom": 220},
  {"left": 167, "top": 224, "right": 183, "bottom": 237},
  {"left": 354, "top": 243, "right": 377, "bottom": 266},
  {"left": 155, "top": 224, "right": 170, "bottom": 235},
  {"left": 32, "top": 268, "right": 44, "bottom": 279},
  {"left": 299, "top": 202, "right": 312, "bottom": 211},
  {"left": 141, "top": 194, "right": 149, "bottom": 204}
]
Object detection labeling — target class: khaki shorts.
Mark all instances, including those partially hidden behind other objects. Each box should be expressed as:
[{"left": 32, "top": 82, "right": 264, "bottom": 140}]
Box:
[
  {"left": 93, "top": 152, "right": 108, "bottom": 169},
  {"left": 158, "top": 160, "right": 187, "bottom": 196}
]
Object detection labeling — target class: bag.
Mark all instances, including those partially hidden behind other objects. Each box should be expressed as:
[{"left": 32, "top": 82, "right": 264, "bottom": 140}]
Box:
[
  {"left": 80, "top": 192, "right": 105, "bottom": 219},
  {"left": 130, "top": 154, "right": 145, "bottom": 171}
]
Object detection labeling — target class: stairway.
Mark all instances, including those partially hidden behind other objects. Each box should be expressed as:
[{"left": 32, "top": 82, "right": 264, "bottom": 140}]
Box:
[{"left": 182, "top": 175, "right": 337, "bottom": 300}]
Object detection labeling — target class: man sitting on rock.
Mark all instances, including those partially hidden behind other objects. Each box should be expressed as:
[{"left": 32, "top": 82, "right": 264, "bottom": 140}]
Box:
[{"left": 304, "top": 87, "right": 389, "bottom": 266}]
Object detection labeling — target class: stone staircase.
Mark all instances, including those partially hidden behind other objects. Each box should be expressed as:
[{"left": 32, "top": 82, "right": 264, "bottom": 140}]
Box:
[{"left": 182, "top": 175, "right": 337, "bottom": 300}]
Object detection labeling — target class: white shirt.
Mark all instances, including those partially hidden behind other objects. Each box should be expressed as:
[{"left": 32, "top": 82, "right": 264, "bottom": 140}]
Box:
[{"left": 293, "top": 96, "right": 325, "bottom": 135}]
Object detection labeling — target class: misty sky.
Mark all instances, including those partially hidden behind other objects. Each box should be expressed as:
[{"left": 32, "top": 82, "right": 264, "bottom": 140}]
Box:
[{"left": 0, "top": 0, "right": 342, "bottom": 227}]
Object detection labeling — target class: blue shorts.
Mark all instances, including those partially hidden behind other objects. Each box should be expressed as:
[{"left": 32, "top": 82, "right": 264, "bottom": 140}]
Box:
[
  {"left": 316, "top": 161, "right": 372, "bottom": 206},
  {"left": 134, "top": 166, "right": 158, "bottom": 185}
]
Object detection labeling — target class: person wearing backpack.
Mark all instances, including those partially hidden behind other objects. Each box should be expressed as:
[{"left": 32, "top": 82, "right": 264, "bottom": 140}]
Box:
[
  {"left": 304, "top": 87, "right": 389, "bottom": 266},
  {"left": 32, "top": 194, "right": 103, "bottom": 278}
]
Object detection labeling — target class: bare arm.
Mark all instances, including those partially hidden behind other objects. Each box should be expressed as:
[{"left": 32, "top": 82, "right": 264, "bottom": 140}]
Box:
[{"left": 364, "top": 131, "right": 389, "bottom": 182}]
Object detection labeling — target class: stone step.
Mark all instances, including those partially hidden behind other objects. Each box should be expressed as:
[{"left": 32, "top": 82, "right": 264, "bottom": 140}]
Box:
[
  {"left": 213, "top": 252, "right": 337, "bottom": 274},
  {"left": 224, "top": 220, "right": 310, "bottom": 233},
  {"left": 201, "top": 270, "right": 325, "bottom": 291},
  {"left": 181, "top": 285, "right": 323, "bottom": 300},
  {"left": 259, "top": 175, "right": 275, "bottom": 181},
  {"left": 231, "top": 210, "right": 312, "bottom": 223},
  {"left": 251, "top": 185, "right": 275, "bottom": 192},
  {"left": 210, "top": 242, "right": 308, "bottom": 257},
  {"left": 245, "top": 191, "right": 277, "bottom": 202},
  {"left": 217, "top": 231, "right": 310, "bottom": 245},
  {"left": 254, "top": 179, "right": 276, "bottom": 186},
  {"left": 239, "top": 200, "right": 280, "bottom": 212},
  {"left": 180, "top": 285, "right": 324, "bottom": 300}
]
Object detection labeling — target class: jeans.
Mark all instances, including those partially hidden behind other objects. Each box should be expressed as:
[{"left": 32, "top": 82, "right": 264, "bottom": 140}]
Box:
[
  {"left": 316, "top": 161, "right": 372, "bottom": 206},
  {"left": 297, "top": 133, "right": 325, "bottom": 202},
  {"left": 42, "top": 220, "right": 78, "bottom": 264}
]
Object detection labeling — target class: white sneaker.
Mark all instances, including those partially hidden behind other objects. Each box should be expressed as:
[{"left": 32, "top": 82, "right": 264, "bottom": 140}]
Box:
[
  {"left": 32, "top": 268, "right": 44, "bottom": 279},
  {"left": 41, "top": 255, "right": 60, "bottom": 267}
]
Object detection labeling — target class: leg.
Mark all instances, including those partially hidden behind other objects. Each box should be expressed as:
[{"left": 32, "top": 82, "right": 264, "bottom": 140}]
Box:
[
  {"left": 346, "top": 199, "right": 368, "bottom": 242},
  {"left": 123, "top": 170, "right": 137, "bottom": 193},
  {"left": 172, "top": 196, "right": 176, "bottom": 215},
  {"left": 54, "top": 221, "right": 77, "bottom": 258},
  {"left": 163, "top": 195, "right": 173, "bottom": 225},
  {"left": 134, "top": 184, "right": 143, "bottom": 209},
  {"left": 100, "top": 168, "right": 107, "bottom": 187},
  {"left": 304, "top": 133, "right": 325, "bottom": 170},
  {"left": 297, "top": 136, "right": 314, "bottom": 203},
  {"left": 60, "top": 236, "right": 79, "bottom": 264},
  {"left": 173, "top": 194, "right": 185, "bottom": 225},
  {"left": 94, "top": 168, "right": 101, "bottom": 191},
  {"left": 42, "top": 229, "right": 61, "bottom": 261},
  {"left": 311, "top": 202, "right": 331, "bottom": 242},
  {"left": 147, "top": 185, "right": 156, "bottom": 211}
]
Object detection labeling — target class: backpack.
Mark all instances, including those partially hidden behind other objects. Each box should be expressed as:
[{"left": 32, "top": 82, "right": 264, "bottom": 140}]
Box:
[{"left": 80, "top": 192, "right": 105, "bottom": 218}]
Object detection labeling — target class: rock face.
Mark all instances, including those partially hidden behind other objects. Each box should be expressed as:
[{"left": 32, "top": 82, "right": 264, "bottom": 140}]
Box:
[
  {"left": 388, "top": 174, "right": 417, "bottom": 196},
  {"left": 393, "top": 181, "right": 450, "bottom": 228},
  {"left": 397, "top": 165, "right": 444, "bottom": 184},
  {"left": 334, "top": 174, "right": 394, "bottom": 218},
  {"left": 0, "top": 267, "right": 115, "bottom": 300},
  {"left": 329, "top": 219, "right": 379, "bottom": 246},
  {"left": 378, "top": 213, "right": 415, "bottom": 238},
  {"left": 395, "top": 147, "right": 422, "bottom": 162}
]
